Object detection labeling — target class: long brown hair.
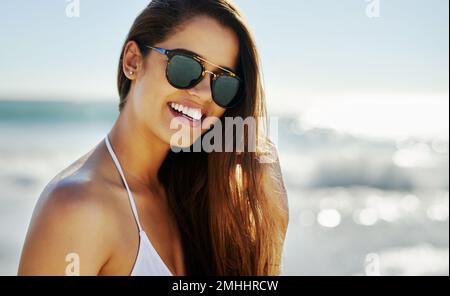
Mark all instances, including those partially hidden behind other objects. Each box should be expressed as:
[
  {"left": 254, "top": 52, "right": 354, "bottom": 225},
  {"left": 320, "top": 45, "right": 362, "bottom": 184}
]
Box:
[{"left": 117, "top": 0, "right": 287, "bottom": 275}]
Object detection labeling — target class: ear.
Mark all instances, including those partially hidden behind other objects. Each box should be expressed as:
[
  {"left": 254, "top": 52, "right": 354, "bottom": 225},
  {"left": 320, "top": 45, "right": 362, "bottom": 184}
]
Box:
[{"left": 122, "top": 41, "right": 143, "bottom": 80}]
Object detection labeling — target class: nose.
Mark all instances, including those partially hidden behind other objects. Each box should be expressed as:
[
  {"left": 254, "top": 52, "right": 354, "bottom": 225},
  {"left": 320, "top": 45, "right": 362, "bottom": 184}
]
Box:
[
  {"left": 203, "top": 70, "right": 217, "bottom": 78},
  {"left": 186, "top": 70, "right": 215, "bottom": 104}
]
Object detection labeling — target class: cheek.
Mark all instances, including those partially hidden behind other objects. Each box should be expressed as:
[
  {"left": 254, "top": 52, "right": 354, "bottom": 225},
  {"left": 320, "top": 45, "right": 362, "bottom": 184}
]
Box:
[
  {"left": 212, "top": 106, "right": 226, "bottom": 118},
  {"left": 133, "top": 71, "right": 170, "bottom": 114},
  {"left": 134, "top": 57, "right": 172, "bottom": 106},
  {"left": 133, "top": 82, "right": 157, "bottom": 119}
]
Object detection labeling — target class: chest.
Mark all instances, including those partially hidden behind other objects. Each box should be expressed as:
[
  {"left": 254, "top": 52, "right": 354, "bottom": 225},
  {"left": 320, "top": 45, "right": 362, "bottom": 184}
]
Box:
[{"left": 102, "top": 191, "right": 186, "bottom": 275}]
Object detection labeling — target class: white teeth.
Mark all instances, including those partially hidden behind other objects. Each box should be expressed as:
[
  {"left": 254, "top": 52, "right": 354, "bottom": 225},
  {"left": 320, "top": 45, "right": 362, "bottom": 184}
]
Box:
[
  {"left": 193, "top": 109, "right": 202, "bottom": 120},
  {"left": 194, "top": 110, "right": 201, "bottom": 120},
  {"left": 170, "top": 102, "right": 202, "bottom": 121}
]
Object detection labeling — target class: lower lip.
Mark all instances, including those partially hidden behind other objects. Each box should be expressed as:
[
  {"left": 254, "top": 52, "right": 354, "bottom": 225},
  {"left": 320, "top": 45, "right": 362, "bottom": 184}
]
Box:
[{"left": 167, "top": 103, "right": 202, "bottom": 127}]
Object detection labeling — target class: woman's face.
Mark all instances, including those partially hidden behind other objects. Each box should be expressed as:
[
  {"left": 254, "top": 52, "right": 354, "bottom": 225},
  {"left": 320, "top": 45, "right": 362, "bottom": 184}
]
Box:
[{"left": 123, "top": 15, "right": 240, "bottom": 148}]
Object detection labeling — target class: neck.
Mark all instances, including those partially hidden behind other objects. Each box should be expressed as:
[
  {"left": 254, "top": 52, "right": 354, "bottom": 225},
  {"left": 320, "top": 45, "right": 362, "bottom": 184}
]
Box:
[{"left": 107, "top": 104, "right": 170, "bottom": 191}]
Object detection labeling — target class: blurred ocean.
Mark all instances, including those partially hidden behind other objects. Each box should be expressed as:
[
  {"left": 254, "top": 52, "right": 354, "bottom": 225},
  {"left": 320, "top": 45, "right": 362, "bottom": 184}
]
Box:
[{"left": 0, "top": 100, "right": 448, "bottom": 275}]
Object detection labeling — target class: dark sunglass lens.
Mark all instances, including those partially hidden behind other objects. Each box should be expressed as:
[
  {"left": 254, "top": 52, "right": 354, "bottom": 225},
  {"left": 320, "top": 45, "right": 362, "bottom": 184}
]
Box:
[
  {"left": 212, "top": 76, "right": 241, "bottom": 108},
  {"left": 167, "top": 55, "right": 203, "bottom": 88}
]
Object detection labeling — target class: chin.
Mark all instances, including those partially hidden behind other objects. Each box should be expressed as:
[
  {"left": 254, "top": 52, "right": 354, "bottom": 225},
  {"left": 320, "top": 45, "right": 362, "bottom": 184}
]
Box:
[
  {"left": 166, "top": 122, "right": 204, "bottom": 147},
  {"left": 170, "top": 137, "right": 198, "bottom": 149}
]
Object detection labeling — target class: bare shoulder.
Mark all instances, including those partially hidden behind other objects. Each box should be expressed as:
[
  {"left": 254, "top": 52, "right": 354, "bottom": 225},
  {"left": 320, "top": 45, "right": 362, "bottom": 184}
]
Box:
[{"left": 18, "top": 153, "right": 119, "bottom": 275}]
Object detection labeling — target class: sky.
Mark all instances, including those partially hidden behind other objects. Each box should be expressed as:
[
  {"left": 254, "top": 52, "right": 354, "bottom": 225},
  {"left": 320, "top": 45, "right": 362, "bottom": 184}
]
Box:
[{"left": 0, "top": 0, "right": 448, "bottom": 138}]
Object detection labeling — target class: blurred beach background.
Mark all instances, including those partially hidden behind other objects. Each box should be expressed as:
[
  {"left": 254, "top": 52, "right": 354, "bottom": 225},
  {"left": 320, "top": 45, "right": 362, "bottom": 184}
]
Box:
[{"left": 0, "top": 0, "right": 448, "bottom": 275}]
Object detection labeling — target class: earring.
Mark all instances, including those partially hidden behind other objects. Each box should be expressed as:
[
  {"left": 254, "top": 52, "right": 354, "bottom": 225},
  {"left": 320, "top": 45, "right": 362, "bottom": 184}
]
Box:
[{"left": 129, "top": 71, "right": 134, "bottom": 75}]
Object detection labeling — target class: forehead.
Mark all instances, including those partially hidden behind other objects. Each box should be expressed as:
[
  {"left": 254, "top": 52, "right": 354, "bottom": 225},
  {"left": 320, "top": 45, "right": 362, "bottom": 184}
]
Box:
[{"left": 158, "top": 15, "right": 240, "bottom": 72}]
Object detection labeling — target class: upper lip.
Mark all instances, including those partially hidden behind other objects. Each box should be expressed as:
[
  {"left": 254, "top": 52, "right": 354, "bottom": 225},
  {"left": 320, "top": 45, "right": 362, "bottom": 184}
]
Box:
[{"left": 168, "top": 99, "right": 208, "bottom": 117}]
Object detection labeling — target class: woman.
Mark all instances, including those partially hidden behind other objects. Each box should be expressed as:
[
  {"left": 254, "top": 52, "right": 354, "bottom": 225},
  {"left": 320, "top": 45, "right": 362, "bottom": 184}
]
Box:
[{"left": 18, "top": 0, "right": 288, "bottom": 276}]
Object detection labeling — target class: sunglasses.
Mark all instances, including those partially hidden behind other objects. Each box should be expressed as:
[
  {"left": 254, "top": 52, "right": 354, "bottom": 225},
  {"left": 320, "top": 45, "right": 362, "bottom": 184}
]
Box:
[{"left": 146, "top": 46, "right": 242, "bottom": 108}]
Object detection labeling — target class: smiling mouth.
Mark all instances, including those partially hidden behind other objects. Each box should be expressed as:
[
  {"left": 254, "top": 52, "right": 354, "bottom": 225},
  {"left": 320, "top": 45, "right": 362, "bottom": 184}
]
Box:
[{"left": 167, "top": 102, "right": 205, "bottom": 122}]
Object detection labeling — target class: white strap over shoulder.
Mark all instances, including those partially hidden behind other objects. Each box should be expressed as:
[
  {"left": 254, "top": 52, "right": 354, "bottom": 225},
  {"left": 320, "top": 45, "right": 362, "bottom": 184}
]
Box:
[{"left": 104, "top": 135, "right": 143, "bottom": 233}]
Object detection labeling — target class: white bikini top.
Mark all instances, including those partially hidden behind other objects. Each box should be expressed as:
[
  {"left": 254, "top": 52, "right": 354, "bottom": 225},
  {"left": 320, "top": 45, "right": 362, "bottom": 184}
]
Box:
[{"left": 104, "top": 136, "right": 173, "bottom": 276}]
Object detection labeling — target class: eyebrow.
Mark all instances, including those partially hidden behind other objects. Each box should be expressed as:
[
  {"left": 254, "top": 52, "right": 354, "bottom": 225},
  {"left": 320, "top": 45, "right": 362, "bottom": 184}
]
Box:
[{"left": 178, "top": 48, "right": 237, "bottom": 74}]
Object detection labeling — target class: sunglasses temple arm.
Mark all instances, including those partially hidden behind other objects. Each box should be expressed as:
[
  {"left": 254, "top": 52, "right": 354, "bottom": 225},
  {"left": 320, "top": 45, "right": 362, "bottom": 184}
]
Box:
[{"left": 146, "top": 46, "right": 168, "bottom": 55}]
